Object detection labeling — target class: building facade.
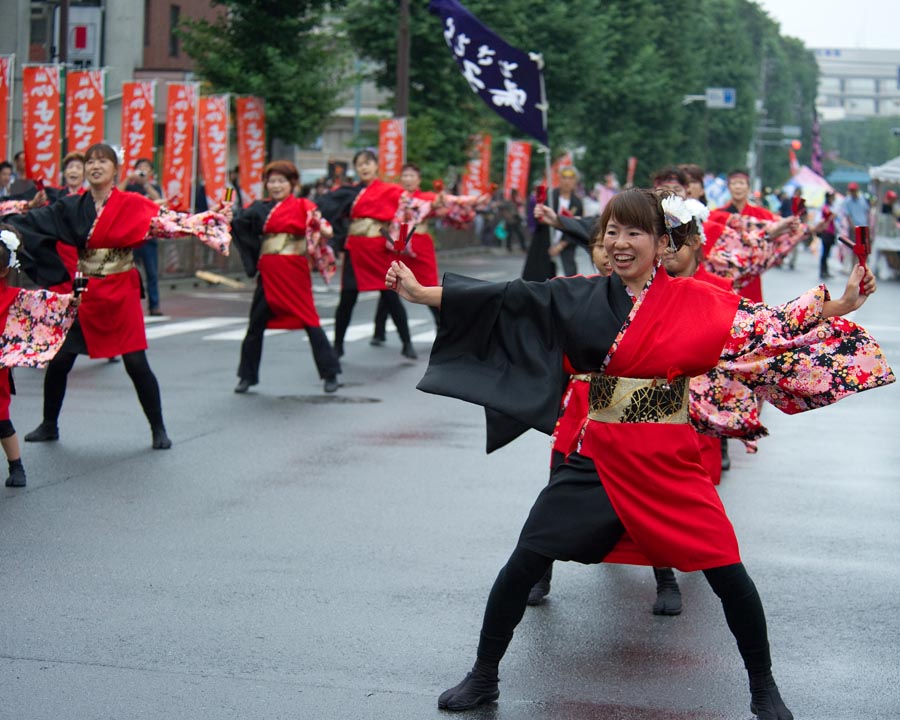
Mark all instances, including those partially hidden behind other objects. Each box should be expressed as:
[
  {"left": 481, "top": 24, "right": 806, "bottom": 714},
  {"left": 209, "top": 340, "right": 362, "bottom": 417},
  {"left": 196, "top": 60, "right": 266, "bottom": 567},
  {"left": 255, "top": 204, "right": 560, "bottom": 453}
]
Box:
[{"left": 815, "top": 48, "right": 900, "bottom": 121}]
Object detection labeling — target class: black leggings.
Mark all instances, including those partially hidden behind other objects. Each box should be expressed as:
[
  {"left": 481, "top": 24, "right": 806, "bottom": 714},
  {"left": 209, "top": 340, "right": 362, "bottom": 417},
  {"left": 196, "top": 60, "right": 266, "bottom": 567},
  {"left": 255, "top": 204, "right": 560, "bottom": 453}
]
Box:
[
  {"left": 373, "top": 293, "right": 440, "bottom": 338},
  {"left": 41, "top": 350, "right": 165, "bottom": 430},
  {"left": 476, "top": 547, "right": 770, "bottom": 676}
]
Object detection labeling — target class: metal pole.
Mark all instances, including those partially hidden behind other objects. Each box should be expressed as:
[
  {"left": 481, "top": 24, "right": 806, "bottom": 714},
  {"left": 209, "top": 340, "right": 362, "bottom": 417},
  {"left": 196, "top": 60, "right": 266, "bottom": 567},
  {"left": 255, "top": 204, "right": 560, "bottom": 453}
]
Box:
[
  {"left": 395, "top": 0, "right": 410, "bottom": 118},
  {"left": 59, "top": 0, "right": 69, "bottom": 63}
]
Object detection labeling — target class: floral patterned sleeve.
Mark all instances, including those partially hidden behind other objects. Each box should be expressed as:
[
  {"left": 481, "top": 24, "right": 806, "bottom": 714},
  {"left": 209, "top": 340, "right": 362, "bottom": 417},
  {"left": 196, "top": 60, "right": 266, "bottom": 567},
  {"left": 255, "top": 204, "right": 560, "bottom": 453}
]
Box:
[
  {"left": 716, "top": 288, "right": 895, "bottom": 414},
  {"left": 0, "top": 200, "right": 30, "bottom": 216},
  {"left": 0, "top": 288, "right": 77, "bottom": 368},
  {"left": 147, "top": 208, "right": 231, "bottom": 255},
  {"left": 705, "top": 216, "right": 805, "bottom": 288}
]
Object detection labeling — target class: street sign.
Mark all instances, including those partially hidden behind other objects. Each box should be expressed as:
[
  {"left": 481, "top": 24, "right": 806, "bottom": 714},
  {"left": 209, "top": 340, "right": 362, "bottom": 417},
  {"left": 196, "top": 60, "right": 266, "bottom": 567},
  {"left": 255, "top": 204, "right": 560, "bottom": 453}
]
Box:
[
  {"left": 781, "top": 125, "right": 801, "bottom": 136},
  {"left": 705, "top": 87, "right": 736, "bottom": 109}
]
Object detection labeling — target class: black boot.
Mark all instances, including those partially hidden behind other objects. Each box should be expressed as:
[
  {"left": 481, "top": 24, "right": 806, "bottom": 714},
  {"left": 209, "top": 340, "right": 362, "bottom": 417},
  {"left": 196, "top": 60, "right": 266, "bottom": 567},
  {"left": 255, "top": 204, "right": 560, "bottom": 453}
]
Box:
[
  {"left": 401, "top": 342, "right": 418, "bottom": 360},
  {"left": 526, "top": 564, "right": 552, "bottom": 606},
  {"left": 652, "top": 567, "right": 682, "bottom": 615},
  {"left": 749, "top": 671, "right": 793, "bottom": 719},
  {"left": 438, "top": 660, "right": 499, "bottom": 711},
  {"left": 721, "top": 438, "right": 731, "bottom": 471},
  {"left": 152, "top": 426, "right": 172, "bottom": 450},
  {"left": 24, "top": 423, "right": 59, "bottom": 442},
  {"left": 5, "top": 459, "right": 26, "bottom": 487}
]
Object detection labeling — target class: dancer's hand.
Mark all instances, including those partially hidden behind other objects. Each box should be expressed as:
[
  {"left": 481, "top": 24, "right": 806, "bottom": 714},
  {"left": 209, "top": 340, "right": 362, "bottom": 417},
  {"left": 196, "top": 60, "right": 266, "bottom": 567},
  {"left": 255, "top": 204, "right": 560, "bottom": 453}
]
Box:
[
  {"left": 386, "top": 261, "right": 442, "bottom": 307},
  {"left": 534, "top": 203, "right": 559, "bottom": 227},
  {"left": 825, "top": 264, "right": 876, "bottom": 316}
]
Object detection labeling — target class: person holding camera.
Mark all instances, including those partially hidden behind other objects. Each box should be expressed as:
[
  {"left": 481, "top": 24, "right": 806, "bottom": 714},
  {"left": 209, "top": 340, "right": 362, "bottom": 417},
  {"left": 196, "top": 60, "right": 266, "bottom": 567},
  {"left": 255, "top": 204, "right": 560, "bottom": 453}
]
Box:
[{"left": 123, "top": 158, "right": 165, "bottom": 316}]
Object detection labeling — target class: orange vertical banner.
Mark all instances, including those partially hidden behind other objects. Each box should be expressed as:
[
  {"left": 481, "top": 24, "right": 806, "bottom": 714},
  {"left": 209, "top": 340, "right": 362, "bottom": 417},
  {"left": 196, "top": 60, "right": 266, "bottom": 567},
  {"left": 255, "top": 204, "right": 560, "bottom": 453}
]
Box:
[
  {"left": 198, "top": 94, "right": 229, "bottom": 208},
  {"left": 120, "top": 81, "right": 156, "bottom": 181},
  {"left": 22, "top": 64, "right": 62, "bottom": 183},
  {"left": 0, "top": 56, "right": 12, "bottom": 162},
  {"left": 235, "top": 96, "right": 266, "bottom": 206},
  {"left": 161, "top": 82, "right": 198, "bottom": 211},
  {"left": 503, "top": 140, "right": 531, "bottom": 200},
  {"left": 377, "top": 117, "right": 406, "bottom": 181},
  {"left": 461, "top": 133, "right": 492, "bottom": 196},
  {"left": 65, "top": 69, "right": 105, "bottom": 154}
]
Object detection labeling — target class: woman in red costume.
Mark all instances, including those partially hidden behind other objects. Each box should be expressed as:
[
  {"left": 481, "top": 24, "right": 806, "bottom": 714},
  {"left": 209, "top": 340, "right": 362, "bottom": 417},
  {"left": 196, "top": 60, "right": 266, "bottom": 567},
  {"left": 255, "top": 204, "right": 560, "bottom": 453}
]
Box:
[
  {"left": 318, "top": 150, "right": 416, "bottom": 360},
  {"left": 0, "top": 224, "right": 78, "bottom": 487},
  {"left": 231, "top": 160, "right": 341, "bottom": 394},
  {"left": 386, "top": 189, "right": 893, "bottom": 719},
  {"left": 5, "top": 143, "right": 231, "bottom": 450}
]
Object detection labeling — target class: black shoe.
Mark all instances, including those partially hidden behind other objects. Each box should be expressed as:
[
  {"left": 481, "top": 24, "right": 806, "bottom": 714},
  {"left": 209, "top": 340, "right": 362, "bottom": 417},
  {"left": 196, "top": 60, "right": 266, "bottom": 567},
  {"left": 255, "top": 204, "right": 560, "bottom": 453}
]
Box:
[
  {"left": 401, "top": 342, "right": 418, "bottom": 360},
  {"left": 334, "top": 343, "right": 344, "bottom": 359},
  {"left": 370, "top": 336, "right": 386, "bottom": 347},
  {"left": 438, "top": 662, "right": 500, "bottom": 711},
  {"left": 652, "top": 567, "right": 682, "bottom": 615},
  {"left": 152, "top": 427, "right": 172, "bottom": 450},
  {"left": 323, "top": 376, "right": 339, "bottom": 393},
  {"left": 107, "top": 356, "right": 121, "bottom": 364},
  {"left": 526, "top": 565, "right": 553, "bottom": 606},
  {"left": 5, "top": 463, "right": 26, "bottom": 488},
  {"left": 149, "top": 307, "right": 163, "bottom": 317},
  {"left": 24, "top": 424, "right": 59, "bottom": 442},
  {"left": 234, "top": 379, "right": 253, "bottom": 394},
  {"left": 749, "top": 673, "right": 793, "bottom": 719},
  {"left": 720, "top": 438, "right": 731, "bottom": 472}
]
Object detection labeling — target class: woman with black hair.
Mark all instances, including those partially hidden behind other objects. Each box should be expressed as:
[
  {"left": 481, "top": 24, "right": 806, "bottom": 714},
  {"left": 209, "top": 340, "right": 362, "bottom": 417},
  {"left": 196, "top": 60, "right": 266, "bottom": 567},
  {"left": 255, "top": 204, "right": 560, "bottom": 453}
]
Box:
[
  {"left": 386, "top": 188, "right": 893, "bottom": 719},
  {"left": 4, "top": 143, "right": 230, "bottom": 450}
]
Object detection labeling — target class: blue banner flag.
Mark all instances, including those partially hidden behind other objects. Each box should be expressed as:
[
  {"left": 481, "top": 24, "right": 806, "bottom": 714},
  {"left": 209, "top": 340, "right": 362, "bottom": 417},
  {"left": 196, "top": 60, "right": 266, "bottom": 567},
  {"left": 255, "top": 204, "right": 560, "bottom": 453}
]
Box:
[{"left": 428, "top": 0, "right": 548, "bottom": 146}]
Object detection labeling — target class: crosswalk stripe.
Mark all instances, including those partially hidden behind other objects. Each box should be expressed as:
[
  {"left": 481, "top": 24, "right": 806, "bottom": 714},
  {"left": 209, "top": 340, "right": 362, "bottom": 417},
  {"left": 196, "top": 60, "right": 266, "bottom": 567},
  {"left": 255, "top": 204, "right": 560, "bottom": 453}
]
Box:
[
  {"left": 145, "top": 317, "right": 246, "bottom": 339},
  {"left": 202, "top": 318, "right": 430, "bottom": 342}
]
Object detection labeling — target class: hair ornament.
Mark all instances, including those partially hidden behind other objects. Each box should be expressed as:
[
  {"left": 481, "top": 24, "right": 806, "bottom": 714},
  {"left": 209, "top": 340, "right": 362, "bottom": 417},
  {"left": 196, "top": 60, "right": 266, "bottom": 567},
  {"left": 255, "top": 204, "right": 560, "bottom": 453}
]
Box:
[
  {"left": 0, "top": 229, "right": 21, "bottom": 269},
  {"left": 684, "top": 198, "right": 709, "bottom": 244}
]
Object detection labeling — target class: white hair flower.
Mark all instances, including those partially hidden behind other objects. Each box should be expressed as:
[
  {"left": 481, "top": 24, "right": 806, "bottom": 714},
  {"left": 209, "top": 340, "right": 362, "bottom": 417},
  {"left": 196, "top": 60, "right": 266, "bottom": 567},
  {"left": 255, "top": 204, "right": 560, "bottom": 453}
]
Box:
[
  {"left": 661, "top": 195, "right": 693, "bottom": 230},
  {"left": 0, "top": 229, "right": 21, "bottom": 269}
]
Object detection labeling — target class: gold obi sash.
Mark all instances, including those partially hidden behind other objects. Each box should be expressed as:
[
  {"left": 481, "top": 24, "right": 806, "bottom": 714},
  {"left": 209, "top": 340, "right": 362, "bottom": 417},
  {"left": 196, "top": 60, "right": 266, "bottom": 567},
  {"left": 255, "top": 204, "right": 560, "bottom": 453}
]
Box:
[
  {"left": 587, "top": 374, "right": 689, "bottom": 424},
  {"left": 261, "top": 233, "right": 306, "bottom": 256},
  {"left": 78, "top": 247, "right": 135, "bottom": 277},
  {"left": 571, "top": 374, "right": 592, "bottom": 382},
  {"left": 349, "top": 217, "right": 387, "bottom": 237}
]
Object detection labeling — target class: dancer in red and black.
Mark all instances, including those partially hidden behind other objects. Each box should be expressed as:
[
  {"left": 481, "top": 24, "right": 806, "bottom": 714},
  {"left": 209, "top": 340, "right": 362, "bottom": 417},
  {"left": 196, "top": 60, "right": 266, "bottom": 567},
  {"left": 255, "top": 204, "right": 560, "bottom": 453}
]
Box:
[
  {"left": 387, "top": 189, "right": 893, "bottom": 718},
  {"left": 318, "top": 150, "right": 416, "bottom": 360},
  {"left": 232, "top": 160, "right": 341, "bottom": 394},
  {"left": 5, "top": 143, "right": 231, "bottom": 450}
]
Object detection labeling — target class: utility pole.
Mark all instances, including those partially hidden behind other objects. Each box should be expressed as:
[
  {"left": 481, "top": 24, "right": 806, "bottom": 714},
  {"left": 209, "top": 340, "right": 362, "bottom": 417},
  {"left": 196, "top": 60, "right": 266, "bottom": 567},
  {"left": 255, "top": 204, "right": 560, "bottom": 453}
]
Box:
[
  {"left": 395, "top": 0, "right": 410, "bottom": 117},
  {"left": 58, "top": 0, "right": 69, "bottom": 62}
]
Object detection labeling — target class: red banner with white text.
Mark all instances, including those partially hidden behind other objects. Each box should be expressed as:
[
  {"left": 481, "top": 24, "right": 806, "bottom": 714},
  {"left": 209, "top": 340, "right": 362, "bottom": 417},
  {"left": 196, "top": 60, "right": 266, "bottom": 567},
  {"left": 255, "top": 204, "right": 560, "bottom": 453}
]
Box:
[
  {"left": 235, "top": 96, "right": 266, "bottom": 206},
  {"left": 161, "top": 82, "right": 198, "bottom": 211},
  {"left": 377, "top": 118, "right": 406, "bottom": 181},
  {"left": 503, "top": 140, "right": 531, "bottom": 200},
  {"left": 65, "top": 69, "right": 105, "bottom": 154},
  {"left": 120, "top": 81, "right": 155, "bottom": 182},
  {"left": 0, "top": 56, "right": 12, "bottom": 163},
  {"left": 22, "top": 65, "right": 62, "bottom": 183},
  {"left": 198, "top": 94, "right": 229, "bottom": 208},
  {"left": 461, "top": 134, "right": 492, "bottom": 196}
]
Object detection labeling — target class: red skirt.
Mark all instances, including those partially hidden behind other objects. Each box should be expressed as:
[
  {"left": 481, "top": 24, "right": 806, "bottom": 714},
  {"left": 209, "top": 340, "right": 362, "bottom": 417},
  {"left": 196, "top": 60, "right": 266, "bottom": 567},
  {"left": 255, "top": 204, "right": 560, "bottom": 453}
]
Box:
[
  {"left": 78, "top": 269, "right": 147, "bottom": 358},
  {"left": 257, "top": 255, "right": 321, "bottom": 329},
  {"left": 696, "top": 433, "right": 723, "bottom": 486},
  {"left": 344, "top": 235, "right": 394, "bottom": 292},
  {"left": 580, "top": 422, "right": 740, "bottom": 571},
  {"left": 401, "top": 232, "right": 439, "bottom": 287}
]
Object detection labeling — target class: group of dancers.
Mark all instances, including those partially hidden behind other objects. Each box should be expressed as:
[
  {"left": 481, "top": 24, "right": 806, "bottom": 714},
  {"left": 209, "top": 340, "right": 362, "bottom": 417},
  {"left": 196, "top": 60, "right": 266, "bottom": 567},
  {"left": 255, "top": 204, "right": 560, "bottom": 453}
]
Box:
[
  {"left": 386, "top": 166, "right": 894, "bottom": 719},
  {"left": 2, "top": 145, "right": 895, "bottom": 719}
]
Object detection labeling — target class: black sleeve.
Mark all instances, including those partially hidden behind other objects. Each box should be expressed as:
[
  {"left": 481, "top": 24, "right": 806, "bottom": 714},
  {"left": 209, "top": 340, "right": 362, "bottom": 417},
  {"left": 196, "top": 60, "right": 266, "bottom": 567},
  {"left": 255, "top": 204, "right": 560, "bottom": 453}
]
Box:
[
  {"left": 316, "top": 185, "right": 363, "bottom": 254},
  {"left": 231, "top": 203, "right": 265, "bottom": 277},
  {"left": 558, "top": 215, "right": 598, "bottom": 249},
  {"left": 5, "top": 201, "right": 72, "bottom": 287}
]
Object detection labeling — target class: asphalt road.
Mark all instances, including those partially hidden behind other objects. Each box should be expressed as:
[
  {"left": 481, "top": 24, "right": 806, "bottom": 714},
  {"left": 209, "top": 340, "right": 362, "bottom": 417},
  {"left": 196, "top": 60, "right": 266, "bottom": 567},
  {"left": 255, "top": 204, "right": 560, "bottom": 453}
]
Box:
[{"left": 1, "top": 244, "right": 898, "bottom": 719}]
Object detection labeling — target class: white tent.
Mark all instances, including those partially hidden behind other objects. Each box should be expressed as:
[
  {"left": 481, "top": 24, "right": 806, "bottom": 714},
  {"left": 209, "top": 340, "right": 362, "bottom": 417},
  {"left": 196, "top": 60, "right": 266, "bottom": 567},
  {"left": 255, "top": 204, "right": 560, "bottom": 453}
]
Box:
[{"left": 869, "top": 156, "right": 900, "bottom": 183}]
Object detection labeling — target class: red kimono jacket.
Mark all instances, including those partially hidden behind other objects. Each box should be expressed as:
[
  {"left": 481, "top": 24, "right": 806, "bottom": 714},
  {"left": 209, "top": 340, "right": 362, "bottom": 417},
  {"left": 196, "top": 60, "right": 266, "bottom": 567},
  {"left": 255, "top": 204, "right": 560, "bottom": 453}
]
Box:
[
  {"left": 708, "top": 203, "right": 776, "bottom": 302},
  {"left": 420, "top": 270, "right": 894, "bottom": 571},
  {"left": 401, "top": 190, "right": 440, "bottom": 287},
  {"left": 232, "top": 195, "right": 325, "bottom": 329},
  {"left": 345, "top": 180, "right": 405, "bottom": 292}
]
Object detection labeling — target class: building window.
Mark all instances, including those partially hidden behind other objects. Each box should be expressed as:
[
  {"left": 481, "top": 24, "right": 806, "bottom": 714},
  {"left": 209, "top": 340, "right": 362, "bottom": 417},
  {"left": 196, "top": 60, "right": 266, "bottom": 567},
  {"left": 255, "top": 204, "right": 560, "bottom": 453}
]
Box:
[{"left": 169, "top": 5, "right": 181, "bottom": 57}]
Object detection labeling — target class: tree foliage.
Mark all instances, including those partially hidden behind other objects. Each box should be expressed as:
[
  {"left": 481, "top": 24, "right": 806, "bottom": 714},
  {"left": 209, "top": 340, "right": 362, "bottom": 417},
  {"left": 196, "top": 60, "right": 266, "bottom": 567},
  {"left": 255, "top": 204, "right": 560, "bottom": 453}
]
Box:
[
  {"left": 179, "top": 0, "right": 353, "bottom": 149},
  {"left": 343, "top": 0, "right": 819, "bottom": 187}
]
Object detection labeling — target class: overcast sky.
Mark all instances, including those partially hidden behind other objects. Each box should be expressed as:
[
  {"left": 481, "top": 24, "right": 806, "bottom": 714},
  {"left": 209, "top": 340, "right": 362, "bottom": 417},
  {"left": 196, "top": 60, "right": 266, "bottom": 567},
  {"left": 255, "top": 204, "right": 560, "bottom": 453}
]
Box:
[{"left": 756, "top": 0, "right": 900, "bottom": 50}]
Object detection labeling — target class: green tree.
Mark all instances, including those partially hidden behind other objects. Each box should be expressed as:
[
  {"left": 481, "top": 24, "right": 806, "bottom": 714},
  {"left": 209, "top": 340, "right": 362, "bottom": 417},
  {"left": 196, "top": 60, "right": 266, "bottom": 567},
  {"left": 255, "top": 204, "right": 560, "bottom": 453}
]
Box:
[{"left": 179, "top": 1, "right": 353, "bottom": 148}]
